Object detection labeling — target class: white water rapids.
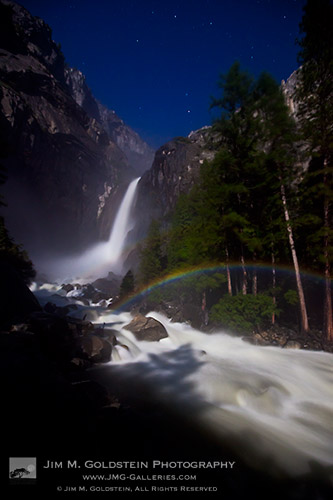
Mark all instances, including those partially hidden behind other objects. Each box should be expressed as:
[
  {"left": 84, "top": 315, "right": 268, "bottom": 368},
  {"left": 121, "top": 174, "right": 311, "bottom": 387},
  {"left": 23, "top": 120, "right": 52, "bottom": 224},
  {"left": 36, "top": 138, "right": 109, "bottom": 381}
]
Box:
[{"left": 86, "top": 308, "right": 333, "bottom": 478}]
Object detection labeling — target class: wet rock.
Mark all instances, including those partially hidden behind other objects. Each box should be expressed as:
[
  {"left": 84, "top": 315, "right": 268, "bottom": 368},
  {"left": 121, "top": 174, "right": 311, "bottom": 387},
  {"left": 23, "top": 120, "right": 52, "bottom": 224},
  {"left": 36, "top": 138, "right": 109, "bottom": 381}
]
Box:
[
  {"left": 92, "top": 276, "right": 120, "bottom": 297},
  {"left": 81, "top": 284, "right": 96, "bottom": 299},
  {"left": 44, "top": 302, "right": 77, "bottom": 317},
  {"left": 124, "top": 314, "right": 168, "bottom": 342},
  {"left": 61, "top": 284, "right": 74, "bottom": 293},
  {"left": 70, "top": 357, "right": 93, "bottom": 370},
  {"left": 91, "top": 291, "right": 109, "bottom": 303},
  {"left": 78, "top": 335, "right": 112, "bottom": 363},
  {"left": 67, "top": 317, "right": 95, "bottom": 337},
  {"left": 244, "top": 334, "right": 270, "bottom": 346},
  {"left": 284, "top": 340, "right": 302, "bottom": 349}
]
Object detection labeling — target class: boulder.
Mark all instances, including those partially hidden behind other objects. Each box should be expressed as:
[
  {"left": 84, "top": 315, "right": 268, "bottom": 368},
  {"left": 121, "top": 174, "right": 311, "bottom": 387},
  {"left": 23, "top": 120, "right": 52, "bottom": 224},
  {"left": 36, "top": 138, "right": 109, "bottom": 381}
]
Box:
[
  {"left": 91, "top": 276, "right": 120, "bottom": 297},
  {"left": 44, "top": 302, "right": 77, "bottom": 317},
  {"left": 78, "top": 335, "right": 112, "bottom": 363},
  {"left": 124, "top": 314, "right": 168, "bottom": 342},
  {"left": 67, "top": 317, "right": 95, "bottom": 337},
  {"left": 91, "top": 291, "right": 109, "bottom": 303},
  {"left": 284, "top": 340, "right": 302, "bottom": 349}
]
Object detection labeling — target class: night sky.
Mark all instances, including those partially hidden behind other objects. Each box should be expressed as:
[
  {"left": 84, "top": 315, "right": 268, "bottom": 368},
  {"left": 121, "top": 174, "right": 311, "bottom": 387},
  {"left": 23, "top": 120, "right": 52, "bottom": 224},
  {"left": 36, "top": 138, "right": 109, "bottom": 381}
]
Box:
[{"left": 22, "top": 0, "right": 306, "bottom": 149}]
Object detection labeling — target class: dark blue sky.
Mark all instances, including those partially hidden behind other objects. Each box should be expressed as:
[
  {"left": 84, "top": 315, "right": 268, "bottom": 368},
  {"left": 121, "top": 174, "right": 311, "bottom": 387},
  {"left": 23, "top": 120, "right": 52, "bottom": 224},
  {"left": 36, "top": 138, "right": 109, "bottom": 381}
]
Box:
[{"left": 22, "top": 0, "right": 306, "bottom": 148}]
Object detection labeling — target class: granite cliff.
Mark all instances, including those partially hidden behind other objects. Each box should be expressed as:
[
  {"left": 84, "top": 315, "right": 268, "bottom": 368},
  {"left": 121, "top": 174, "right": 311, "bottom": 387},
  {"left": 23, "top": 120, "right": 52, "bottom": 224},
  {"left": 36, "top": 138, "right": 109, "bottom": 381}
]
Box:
[
  {"left": 65, "top": 67, "right": 154, "bottom": 176},
  {"left": 124, "top": 127, "right": 217, "bottom": 270},
  {"left": 0, "top": 0, "right": 151, "bottom": 261}
]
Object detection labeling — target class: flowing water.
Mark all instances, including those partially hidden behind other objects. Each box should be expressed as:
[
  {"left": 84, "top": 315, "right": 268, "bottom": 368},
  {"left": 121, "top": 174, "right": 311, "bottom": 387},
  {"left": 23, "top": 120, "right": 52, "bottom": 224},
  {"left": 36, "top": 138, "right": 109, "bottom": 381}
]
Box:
[
  {"left": 88, "top": 308, "right": 333, "bottom": 478},
  {"left": 41, "top": 177, "right": 140, "bottom": 281}
]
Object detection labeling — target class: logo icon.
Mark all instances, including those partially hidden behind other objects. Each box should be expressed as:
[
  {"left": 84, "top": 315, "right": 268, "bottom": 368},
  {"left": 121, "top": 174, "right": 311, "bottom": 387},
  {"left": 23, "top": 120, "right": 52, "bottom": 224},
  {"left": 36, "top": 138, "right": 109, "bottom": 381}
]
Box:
[{"left": 9, "top": 458, "right": 36, "bottom": 484}]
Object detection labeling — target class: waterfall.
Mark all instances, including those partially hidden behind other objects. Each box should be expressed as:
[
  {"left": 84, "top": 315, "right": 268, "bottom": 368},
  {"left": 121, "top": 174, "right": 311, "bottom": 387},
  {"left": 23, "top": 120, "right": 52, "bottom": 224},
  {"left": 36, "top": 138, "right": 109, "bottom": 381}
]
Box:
[
  {"left": 46, "top": 177, "right": 140, "bottom": 281},
  {"left": 107, "top": 177, "right": 140, "bottom": 263}
]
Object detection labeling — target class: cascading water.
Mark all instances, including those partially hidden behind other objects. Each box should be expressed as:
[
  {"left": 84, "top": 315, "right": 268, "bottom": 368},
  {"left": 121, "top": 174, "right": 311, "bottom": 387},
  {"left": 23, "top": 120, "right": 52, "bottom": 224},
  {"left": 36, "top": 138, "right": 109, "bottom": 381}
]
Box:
[
  {"left": 106, "top": 177, "right": 140, "bottom": 264},
  {"left": 89, "top": 308, "right": 333, "bottom": 478},
  {"left": 46, "top": 177, "right": 140, "bottom": 281}
]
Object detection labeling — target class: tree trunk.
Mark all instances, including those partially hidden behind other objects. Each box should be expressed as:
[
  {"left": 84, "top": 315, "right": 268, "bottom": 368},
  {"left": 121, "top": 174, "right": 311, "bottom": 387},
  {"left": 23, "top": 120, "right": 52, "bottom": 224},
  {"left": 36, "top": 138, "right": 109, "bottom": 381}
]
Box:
[
  {"left": 201, "top": 291, "right": 208, "bottom": 326},
  {"left": 252, "top": 253, "right": 257, "bottom": 296},
  {"left": 323, "top": 165, "right": 333, "bottom": 340},
  {"left": 271, "top": 251, "right": 276, "bottom": 325},
  {"left": 280, "top": 180, "right": 309, "bottom": 332},
  {"left": 240, "top": 253, "right": 247, "bottom": 295},
  {"left": 225, "top": 246, "right": 232, "bottom": 295}
]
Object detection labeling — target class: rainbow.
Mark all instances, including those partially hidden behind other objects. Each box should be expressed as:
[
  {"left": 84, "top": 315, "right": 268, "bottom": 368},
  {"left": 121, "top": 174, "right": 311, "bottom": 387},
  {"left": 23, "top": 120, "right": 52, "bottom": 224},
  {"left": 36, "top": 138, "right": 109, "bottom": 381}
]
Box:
[{"left": 111, "top": 262, "right": 326, "bottom": 312}]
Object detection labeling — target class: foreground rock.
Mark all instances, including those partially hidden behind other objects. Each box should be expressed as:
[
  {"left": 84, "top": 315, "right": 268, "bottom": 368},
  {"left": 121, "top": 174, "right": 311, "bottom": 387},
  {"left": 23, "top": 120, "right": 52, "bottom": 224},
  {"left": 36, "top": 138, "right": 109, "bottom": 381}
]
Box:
[
  {"left": 78, "top": 335, "right": 112, "bottom": 363},
  {"left": 124, "top": 314, "right": 168, "bottom": 341}
]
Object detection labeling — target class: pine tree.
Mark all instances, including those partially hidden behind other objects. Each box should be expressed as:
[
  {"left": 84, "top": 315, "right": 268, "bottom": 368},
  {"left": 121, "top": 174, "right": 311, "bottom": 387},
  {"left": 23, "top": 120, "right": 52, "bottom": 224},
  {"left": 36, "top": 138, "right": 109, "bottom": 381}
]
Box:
[
  {"left": 296, "top": 0, "right": 333, "bottom": 339},
  {"left": 254, "top": 73, "right": 310, "bottom": 333},
  {"left": 119, "top": 269, "right": 135, "bottom": 297},
  {"left": 139, "top": 220, "right": 164, "bottom": 284}
]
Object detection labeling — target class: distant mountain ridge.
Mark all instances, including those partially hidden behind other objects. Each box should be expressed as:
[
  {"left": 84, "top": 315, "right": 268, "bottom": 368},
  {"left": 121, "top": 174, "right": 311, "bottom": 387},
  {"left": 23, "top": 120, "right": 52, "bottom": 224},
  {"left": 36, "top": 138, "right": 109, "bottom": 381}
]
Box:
[{"left": 65, "top": 67, "right": 154, "bottom": 175}]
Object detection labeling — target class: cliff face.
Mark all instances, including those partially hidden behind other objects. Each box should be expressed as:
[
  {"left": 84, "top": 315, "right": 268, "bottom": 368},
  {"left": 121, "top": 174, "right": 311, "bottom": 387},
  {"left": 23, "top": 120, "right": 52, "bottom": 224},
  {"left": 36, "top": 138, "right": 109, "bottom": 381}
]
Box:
[
  {"left": 124, "top": 127, "right": 216, "bottom": 270},
  {"left": 137, "top": 127, "right": 215, "bottom": 219},
  {"left": 65, "top": 67, "right": 154, "bottom": 175},
  {"left": 0, "top": 0, "right": 147, "bottom": 259},
  {"left": 281, "top": 68, "right": 300, "bottom": 117}
]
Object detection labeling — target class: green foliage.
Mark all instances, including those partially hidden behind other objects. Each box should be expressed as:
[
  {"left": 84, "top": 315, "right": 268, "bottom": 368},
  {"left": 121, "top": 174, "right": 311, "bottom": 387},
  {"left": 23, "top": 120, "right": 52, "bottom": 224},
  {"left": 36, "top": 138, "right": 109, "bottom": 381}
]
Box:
[
  {"left": 139, "top": 220, "right": 165, "bottom": 284},
  {"left": 284, "top": 289, "right": 299, "bottom": 306},
  {"left": 119, "top": 269, "right": 135, "bottom": 298},
  {"left": 210, "top": 293, "right": 278, "bottom": 333}
]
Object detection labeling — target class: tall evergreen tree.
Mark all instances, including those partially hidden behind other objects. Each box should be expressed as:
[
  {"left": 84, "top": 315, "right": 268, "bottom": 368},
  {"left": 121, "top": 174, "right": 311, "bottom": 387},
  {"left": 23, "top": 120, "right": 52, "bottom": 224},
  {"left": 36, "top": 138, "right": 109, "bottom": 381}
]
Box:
[
  {"left": 296, "top": 0, "right": 333, "bottom": 339},
  {"left": 254, "top": 73, "right": 310, "bottom": 333},
  {"left": 119, "top": 269, "right": 135, "bottom": 297}
]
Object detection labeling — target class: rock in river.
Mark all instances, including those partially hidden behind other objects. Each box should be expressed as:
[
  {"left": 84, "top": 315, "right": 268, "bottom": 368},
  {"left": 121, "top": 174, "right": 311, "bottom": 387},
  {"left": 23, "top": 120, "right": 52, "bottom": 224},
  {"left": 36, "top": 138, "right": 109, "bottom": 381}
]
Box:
[{"left": 124, "top": 314, "right": 168, "bottom": 342}]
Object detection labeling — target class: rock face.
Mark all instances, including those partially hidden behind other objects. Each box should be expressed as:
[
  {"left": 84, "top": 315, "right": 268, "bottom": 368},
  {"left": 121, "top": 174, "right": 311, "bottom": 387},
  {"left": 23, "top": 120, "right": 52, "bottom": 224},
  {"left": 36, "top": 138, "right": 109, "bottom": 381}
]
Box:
[
  {"left": 123, "top": 127, "right": 216, "bottom": 270},
  {"left": 137, "top": 127, "right": 214, "bottom": 219},
  {"left": 0, "top": 0, "right": 150, "bottom": 258},
  {"left": 65, "top": 67, "right": 154, "bottom": 175},
  {"left": 281, "top": 69, "right": 300, "bottom": 117},
  {"left": 124, "top": 313, "right": 168, "bottom": 341}
]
